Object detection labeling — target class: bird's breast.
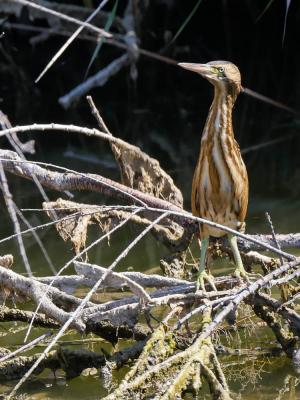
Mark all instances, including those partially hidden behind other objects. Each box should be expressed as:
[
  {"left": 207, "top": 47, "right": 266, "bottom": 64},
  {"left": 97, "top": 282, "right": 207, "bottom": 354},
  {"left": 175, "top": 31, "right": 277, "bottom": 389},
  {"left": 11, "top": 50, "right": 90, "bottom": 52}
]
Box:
[{"left": 191, "top": 135, "right": 248, "bottom": 238}]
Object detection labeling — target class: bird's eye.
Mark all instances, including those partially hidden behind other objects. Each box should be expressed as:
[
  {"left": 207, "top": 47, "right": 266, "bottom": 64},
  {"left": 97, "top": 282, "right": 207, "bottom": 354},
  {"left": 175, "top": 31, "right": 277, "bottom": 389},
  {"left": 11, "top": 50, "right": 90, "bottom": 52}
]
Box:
[{"left": 218, "top": 67, "right": 224, "bottom": 73}]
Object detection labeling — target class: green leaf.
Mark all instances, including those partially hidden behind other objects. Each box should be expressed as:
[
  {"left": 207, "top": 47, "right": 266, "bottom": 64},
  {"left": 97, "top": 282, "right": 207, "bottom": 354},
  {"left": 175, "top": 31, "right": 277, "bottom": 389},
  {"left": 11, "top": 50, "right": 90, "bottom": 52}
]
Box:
[
  {"left": 168, "top": 0, "right": 203, "bottom": 47},
  {"left": 84, "top": 0, "right": 118, "bottom": 80},
  {"left": 255, "top": 0, "right": 275, "bottom": 23}
]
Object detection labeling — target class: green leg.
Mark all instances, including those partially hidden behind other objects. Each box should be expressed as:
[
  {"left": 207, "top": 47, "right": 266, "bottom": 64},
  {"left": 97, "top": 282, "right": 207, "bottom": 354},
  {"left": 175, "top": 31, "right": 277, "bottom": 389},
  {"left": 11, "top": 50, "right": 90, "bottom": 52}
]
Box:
[
  {"left": 196, "top": 237, "right": 216, "bottom": 291},
  {"left": 199, "top": 237, "right": 209, "bottom": 276},
  {"left": 228, "top": 234, "right": 247, "bottom": 279}
]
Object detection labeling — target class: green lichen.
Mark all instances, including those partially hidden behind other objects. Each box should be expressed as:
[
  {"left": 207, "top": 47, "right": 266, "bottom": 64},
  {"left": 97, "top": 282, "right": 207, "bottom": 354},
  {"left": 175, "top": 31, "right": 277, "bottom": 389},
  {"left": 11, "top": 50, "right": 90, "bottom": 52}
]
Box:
[{"left": 103, "top": 308, "right": 232, "bottom": 400}]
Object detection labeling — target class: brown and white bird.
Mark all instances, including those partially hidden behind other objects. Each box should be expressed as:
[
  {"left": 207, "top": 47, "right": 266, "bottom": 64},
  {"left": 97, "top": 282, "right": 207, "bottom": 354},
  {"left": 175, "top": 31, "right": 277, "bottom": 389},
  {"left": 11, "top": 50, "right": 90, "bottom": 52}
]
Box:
[{"left": 178, "top": 61, "right": 249, "bottom": 289}]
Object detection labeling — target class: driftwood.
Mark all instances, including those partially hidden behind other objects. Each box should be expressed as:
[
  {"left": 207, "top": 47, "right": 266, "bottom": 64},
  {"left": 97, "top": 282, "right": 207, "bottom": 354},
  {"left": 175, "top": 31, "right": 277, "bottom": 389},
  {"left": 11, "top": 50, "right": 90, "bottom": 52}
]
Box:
[
  {"left": 0, "top": 111, "right": 299, "bottom": 398},
  {"left": 0, "top": 252, "right": 300, "bottom": 397}
]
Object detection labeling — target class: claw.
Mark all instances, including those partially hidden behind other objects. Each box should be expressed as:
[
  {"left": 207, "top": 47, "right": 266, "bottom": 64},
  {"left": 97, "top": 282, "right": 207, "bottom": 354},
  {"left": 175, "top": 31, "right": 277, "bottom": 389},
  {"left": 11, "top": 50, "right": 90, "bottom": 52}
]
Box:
[
  {"left": 196, "top": 271, "right": 217, "bottom": 292},
  {"left": 233, "top": 268, "right": 251, "bottom": 284},
  {"left": 234, "top": 269, "right": 261, "bottom": 282}
]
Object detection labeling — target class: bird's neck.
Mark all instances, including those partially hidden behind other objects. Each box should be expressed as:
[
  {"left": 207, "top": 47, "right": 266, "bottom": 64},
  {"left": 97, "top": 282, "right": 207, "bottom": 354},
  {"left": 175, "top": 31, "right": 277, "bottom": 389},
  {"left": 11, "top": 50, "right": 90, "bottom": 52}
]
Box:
[{"left": 204, "top": 86, "right": 238, "bottom": 141}]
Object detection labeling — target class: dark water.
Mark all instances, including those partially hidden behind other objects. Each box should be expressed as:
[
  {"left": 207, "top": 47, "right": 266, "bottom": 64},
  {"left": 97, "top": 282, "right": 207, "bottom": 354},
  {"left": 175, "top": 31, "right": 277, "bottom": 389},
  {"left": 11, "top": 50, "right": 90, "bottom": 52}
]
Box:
[{"left": 0, "top": 150, "right": 300, "bottom": 399}]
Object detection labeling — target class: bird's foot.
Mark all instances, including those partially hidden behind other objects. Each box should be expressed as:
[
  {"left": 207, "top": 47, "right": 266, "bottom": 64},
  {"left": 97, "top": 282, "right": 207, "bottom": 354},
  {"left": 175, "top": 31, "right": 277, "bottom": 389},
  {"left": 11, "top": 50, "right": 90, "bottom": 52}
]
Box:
[
  {"left": 233, "top": 267, "right": 252, "bottom": 284},
  {"left": 196, "top": 271, "right": 217, "bottom": 292}
]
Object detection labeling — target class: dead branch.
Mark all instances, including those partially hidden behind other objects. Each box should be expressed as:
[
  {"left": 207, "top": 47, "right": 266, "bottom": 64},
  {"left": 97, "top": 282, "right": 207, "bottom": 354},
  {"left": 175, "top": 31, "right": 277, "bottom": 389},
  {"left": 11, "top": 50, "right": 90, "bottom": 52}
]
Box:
[
  {"left": 0, "top": 148, "right": 181, "bottom": 212},
  {"left": 88, "top": 97, "right": 183, "bottom": 208},
  {"left": 3, "top": 4, "right": 300, "bottom": 398},
  {"left": 0, "top": 163, "right": 32, "bottom": 276},
  {"left": 3, "top": 0, "right": 299, "bottom": 119},
  {"left": 59, "top": 53, "right": 130, "bottom": 109},
  {"left": 0, "top": 347, "right": 105, "bottom": 381},
  {"left": 1, "top": 252, "right": 300, "bottom": 398},
  {"left": 0, "top": 118, "right": 299, "bottom": 399},
  {"left": 6, "top": 0, "right": 111, "bottom": 38},
  {"left": 241, "top": 250, "right": 280, "bottom": 270},
  {"left": 14, "top": 201, "right": 56, "bottom": 274},
  {"left": 0, "top": 305, "right": 59, "bottom": 329},
  {"left": 251, "top": 292, "right": 300, "bottom": 336},
  {"left": 252, "top": 303, "right": 297, "bottom": 357},
  {"left": 74, "top": 261, "right": 191, "bottom": 288},
  {"left": 0, "top": 339, "right": 147, "bottom": 383},
  {"left": 0, "top": 265, "right": 90, "bottom": 331},
  {"left": 4, "top": 0, "right": 138, "bottom": 106},
  {"left": 238, "top": 233, "right": 300, "bottom": 252},
  {"left": 0, "top": 110, "right": 35, "bottom": 154},
  {"left": 0, "top": 122, "right": 184, "bottom": 208},
  {"left": 3, "top": 0, "right": 125, "bottom": 34},
  {"left": 0, "top": 333, "right": 52, "bottom": 364},
  {"left": 8, "top": 212, "right": 173, "bottom": 397},
  {"left": 43, "top": 198, "right": 184, "bottom": 253},
  {"left": 0, "top": 148, "right": 299, "bottom": 261},
  {"left": 0, "top": 301, "right": 148, "bottom": 344},
  {"left": 104, "top": 258, "right": 300, "bottom": 398}
]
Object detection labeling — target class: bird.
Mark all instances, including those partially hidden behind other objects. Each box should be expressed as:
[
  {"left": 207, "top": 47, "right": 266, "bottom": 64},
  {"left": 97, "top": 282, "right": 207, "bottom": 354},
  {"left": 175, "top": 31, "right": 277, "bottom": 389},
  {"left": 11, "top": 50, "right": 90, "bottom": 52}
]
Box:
[{"left": 178, "top": 61, "right": 249, "bottom": 290}]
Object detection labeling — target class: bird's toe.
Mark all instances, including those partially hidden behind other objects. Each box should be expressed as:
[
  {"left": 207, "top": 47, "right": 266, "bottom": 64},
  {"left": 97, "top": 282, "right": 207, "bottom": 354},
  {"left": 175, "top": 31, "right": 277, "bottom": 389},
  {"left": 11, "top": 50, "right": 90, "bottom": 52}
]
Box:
[{"left": 196, "top": 271, "right": 217, "bottom": 292}]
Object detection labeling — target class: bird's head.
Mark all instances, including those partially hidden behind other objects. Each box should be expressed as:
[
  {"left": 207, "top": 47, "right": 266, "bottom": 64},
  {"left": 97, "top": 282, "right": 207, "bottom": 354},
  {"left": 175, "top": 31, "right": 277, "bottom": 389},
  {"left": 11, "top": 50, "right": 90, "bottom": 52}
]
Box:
[{"left": 178, "top": 61, "right": 241, "bottom": 93}]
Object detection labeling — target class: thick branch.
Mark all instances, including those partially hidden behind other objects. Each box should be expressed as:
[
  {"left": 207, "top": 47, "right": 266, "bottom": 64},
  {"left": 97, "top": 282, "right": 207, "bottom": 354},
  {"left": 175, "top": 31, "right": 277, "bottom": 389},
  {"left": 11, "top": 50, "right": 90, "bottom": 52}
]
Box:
[
  {"left": 0, "top": 340, "right": 146, "bottom": 382},
  {"left": 0, "top": 148, "right": 182, "bottom": 214},
  {"left": 0, "top": 306, "right": 59, "bottom": 329},
  {"left": 0, "top": 347, "right": 105, "bottom": 381},
  {"left": 0, "top": 265, "right": 90, "bottom": 331}
]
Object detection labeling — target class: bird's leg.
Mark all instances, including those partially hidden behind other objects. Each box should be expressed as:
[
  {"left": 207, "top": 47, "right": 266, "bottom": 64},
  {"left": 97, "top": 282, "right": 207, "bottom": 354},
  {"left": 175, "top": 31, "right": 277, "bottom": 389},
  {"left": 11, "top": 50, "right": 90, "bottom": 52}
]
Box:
[
  {"left": 196, "top": 237, "right": 216, "bottom": 291},
  {"left": 228, "top": 234, "right": 248, "bottom": 280}
]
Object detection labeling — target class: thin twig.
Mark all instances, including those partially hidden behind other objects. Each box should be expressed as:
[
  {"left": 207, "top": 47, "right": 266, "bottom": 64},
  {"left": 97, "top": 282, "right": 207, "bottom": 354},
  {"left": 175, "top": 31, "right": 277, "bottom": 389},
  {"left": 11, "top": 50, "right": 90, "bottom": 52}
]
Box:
[
  {"left": 199, "top": 258, "right": 300, "bottom": 342},
  {"left": 9, "top": 211, "right": 170, "bottom": 397},
  {"left": 35, "top": 0, "right": 111, "bottom": 83},
  {"left": 86, "top": 95, "right": 110, "bottom": 133},
  {"left": 4, "top": 125, "right": 59, "bottom": 222},
  {"left": 10, "top": 0, "right": 111, "bottom": 38},
  {"left": 0, "top": 332, "right": 52, "bottom": 364},
  {"left": 0, "top": 164, "right": 32, "bottom": 277},
  {"left": 24, "top": 207, "right": 144, "bottom": 342},
  {"left": 265, "top": 212, "right": 284, "bottom": 265},
  {"left": 4, "top": 9, "right": 299, "bottom": 115},
  {"left": 13, "top": 202, "right": 56, "bottom": 274}
]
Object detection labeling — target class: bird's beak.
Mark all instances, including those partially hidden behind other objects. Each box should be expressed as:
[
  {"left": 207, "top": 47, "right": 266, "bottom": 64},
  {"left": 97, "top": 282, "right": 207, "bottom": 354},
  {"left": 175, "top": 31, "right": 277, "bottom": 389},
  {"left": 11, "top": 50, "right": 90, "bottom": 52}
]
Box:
[{"left": 178, "top": 62, "right": 213, "bottom": 77}]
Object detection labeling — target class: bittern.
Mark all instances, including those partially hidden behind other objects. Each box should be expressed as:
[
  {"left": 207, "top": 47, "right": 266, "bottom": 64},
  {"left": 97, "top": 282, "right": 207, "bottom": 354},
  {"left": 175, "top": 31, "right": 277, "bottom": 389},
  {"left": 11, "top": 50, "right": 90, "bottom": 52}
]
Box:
[{"left": 178, "top": 61, "right": 249, "bottom": 290}]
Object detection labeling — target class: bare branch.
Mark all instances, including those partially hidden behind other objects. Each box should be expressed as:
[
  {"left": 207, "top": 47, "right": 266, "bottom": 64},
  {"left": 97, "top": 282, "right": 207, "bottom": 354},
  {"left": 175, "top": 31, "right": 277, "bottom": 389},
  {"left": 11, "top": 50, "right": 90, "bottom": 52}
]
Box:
[
  {"left": 0, "top": 163, "right": 32, "bottom": 276},
  {"left": 0, "top": 332, "right": 52, "bottom": 364},
  {"left": 9, "top": 212, "right": 170, "bottom": 396},
  {"left": 59, "top": 53, "right": 130, "bottom": 108},
  {"left": 9, "top": 0, "right": 111, "bottom": 39},
  {"left": 13, "top": 202, "right": 56, "bottom": 274},
  {"left": 0, "top": 150, "right": 297, "bottom": 261},
  {"left": 0, "top": 265, "right": 90, "bottom": 330},
  {"left": 74, "top": 261, "right": 190, "bottom": 288},
  {"left": 23, "top": 207, "right": 144, "bottom": 342}
]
